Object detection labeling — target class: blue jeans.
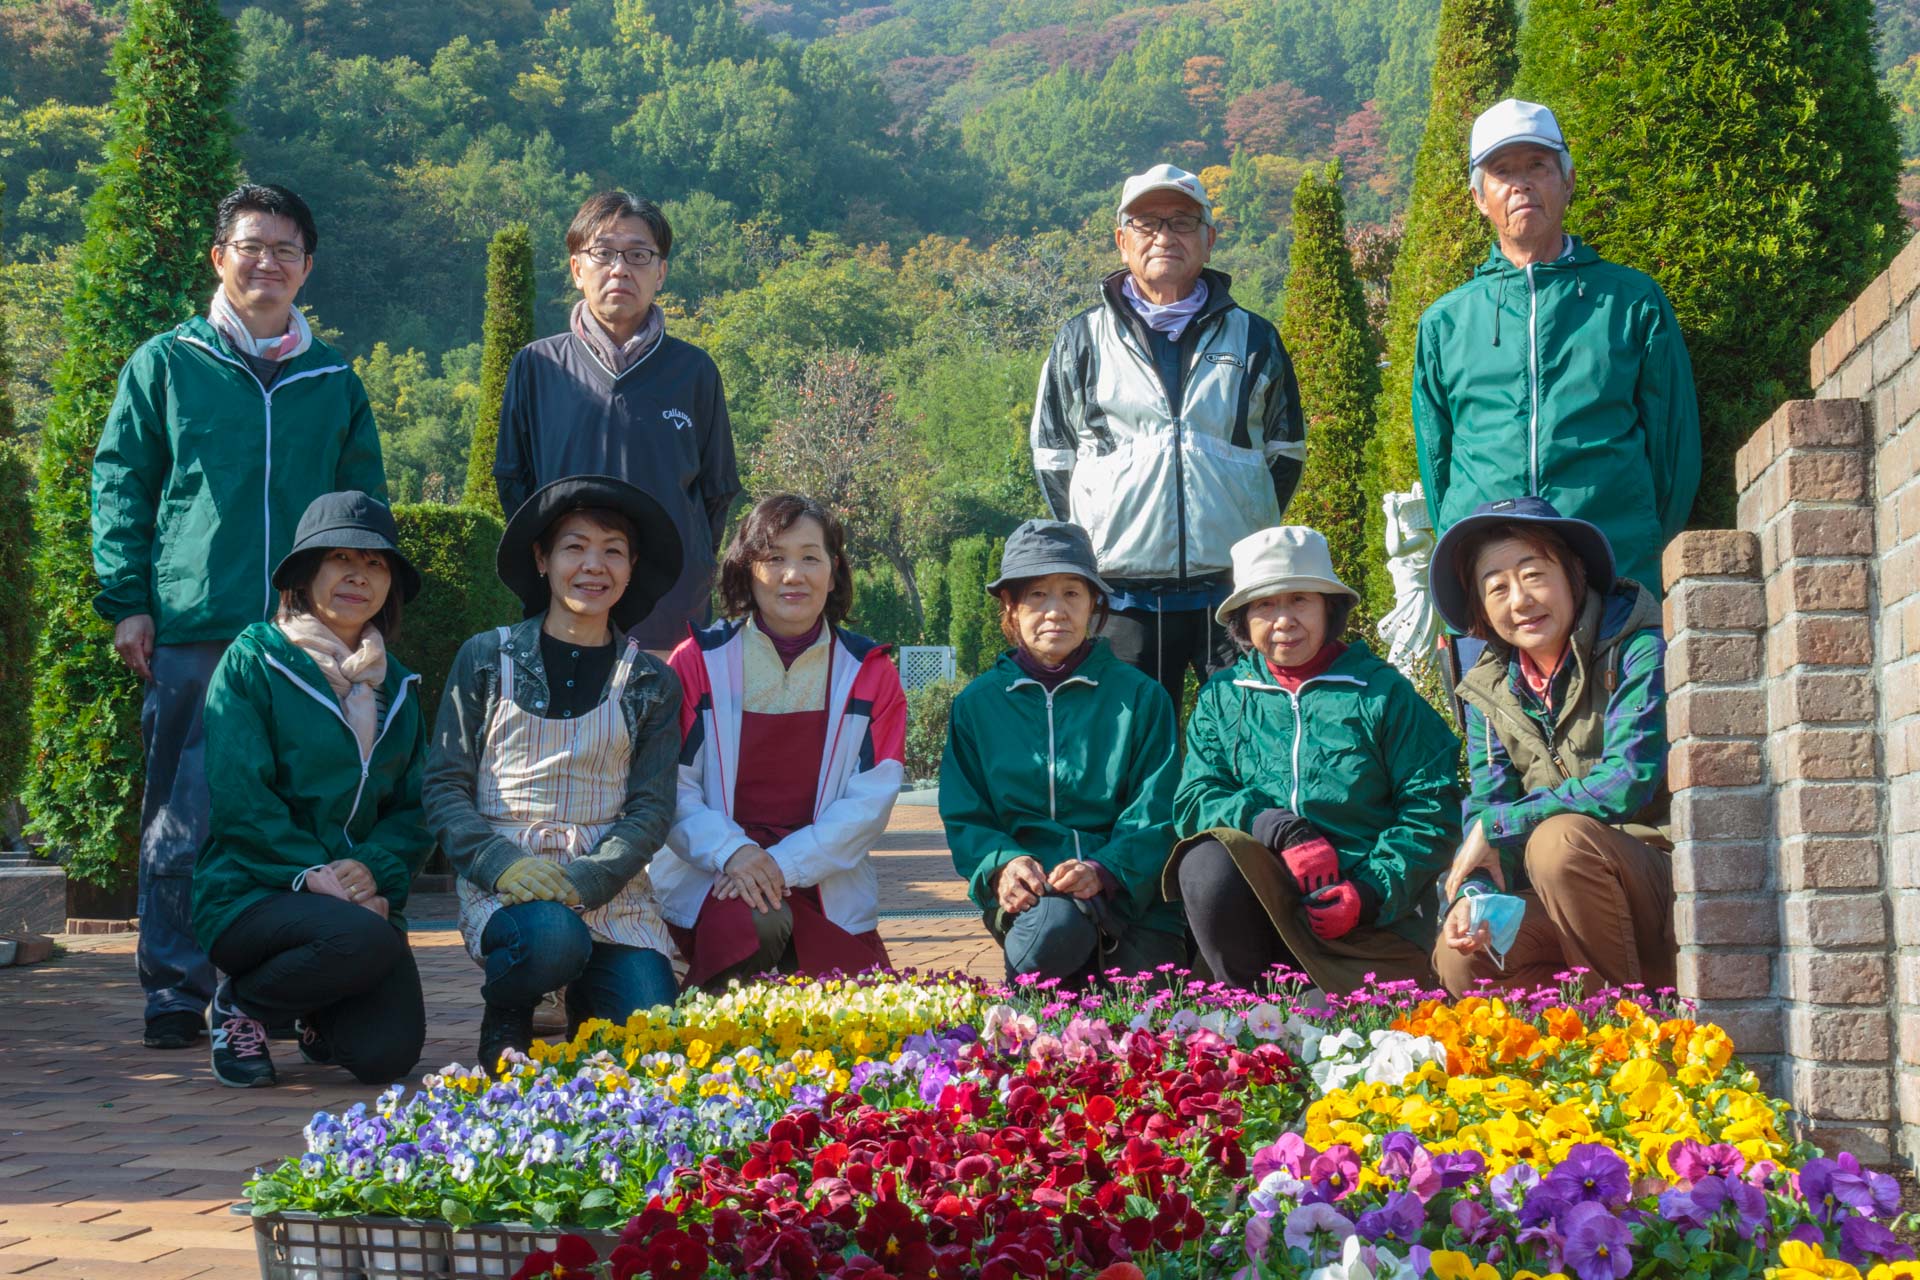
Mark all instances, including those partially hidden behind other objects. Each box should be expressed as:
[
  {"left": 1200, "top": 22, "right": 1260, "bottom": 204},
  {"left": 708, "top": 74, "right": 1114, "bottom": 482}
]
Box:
[
  {"left": 479, "top": 901, "right": 676, "bottom": 1020},
  {"left": 138, "top": 642, "right": 227, "bottom": 1020}
]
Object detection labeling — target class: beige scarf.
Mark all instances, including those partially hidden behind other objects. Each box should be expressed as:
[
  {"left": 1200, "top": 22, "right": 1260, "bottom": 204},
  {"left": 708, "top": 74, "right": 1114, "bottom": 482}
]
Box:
[{"left": 275, "top": 612, "right": 388, "bottom": 758}]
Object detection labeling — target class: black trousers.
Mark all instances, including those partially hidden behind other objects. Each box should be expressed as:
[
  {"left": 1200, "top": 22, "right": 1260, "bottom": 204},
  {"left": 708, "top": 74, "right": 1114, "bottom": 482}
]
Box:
[
  {"left": 1102, "top": 605, "right": 1237, "bottom": 711},
  {"left": 208, "top": 892, "right": 426, "bottom": 1084},
  {"left": 1176, "top": 837, "right": 1298, "bottom": 989}
]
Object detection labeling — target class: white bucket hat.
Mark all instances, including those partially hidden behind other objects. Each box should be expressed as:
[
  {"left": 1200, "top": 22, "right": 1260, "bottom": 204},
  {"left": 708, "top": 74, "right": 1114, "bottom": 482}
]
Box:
[{"left": 1215, "top": 526, "right": 1358, "bottom": 625}]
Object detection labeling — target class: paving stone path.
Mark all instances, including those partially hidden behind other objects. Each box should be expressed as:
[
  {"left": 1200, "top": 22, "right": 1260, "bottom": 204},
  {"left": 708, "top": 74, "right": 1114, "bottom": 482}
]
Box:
[{"left": 0, "top": 806, "right": 994, "bottom": 1278}]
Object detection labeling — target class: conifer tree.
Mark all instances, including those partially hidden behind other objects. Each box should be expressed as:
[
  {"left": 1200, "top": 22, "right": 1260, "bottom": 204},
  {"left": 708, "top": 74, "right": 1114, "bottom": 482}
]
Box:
[
  {"left": 1516, "top": 0, "right": 1902, "bottom": 527},
  {"left": 0, "top": 184, "right": 32, "bottom": 813},
  {"left": 27, "top": 0, "right": 239, "bottom": 886},
  {"left": 946, "top": 536, "right": 989, "bottom": 677},
  {"left": 464, "top": 222, "right": 535, "bottom": 514},
  {"left": 1280, "top": 162, "right": 1380, "bottom": 616},
  {"left": 1365, "top": 0, "right": 1517, "bottom": 614}
]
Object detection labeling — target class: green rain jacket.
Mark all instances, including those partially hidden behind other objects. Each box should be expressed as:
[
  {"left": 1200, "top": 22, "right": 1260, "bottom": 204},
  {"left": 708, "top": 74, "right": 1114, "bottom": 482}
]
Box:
[
  {"left": 91, "top": 315, "right": 388, "bottom": 645},
  {"left": 941, "top": 639, "right": 1184, "bottom": 937},
  {"left": 1175, "top": 642, "right": 1462, "bottom": 946},
  {"left": 192, "top": 622, "right": 431, "bottom": 950},
  {"left": 1412, "top": 237, "right": 1700, "bottom": 599}
]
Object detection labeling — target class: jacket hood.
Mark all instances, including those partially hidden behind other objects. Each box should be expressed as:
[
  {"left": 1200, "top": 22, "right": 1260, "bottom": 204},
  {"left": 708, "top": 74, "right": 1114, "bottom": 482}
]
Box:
[
  {"left": 688, "top": 615, "right": 891, "bottom": 666},
  {"left": 1100, "top": 266, "right": 1239, "bottom": 331},
  {"left": 239, "top": 618, "right": 417, "bottom": 706},
  {"left": 1226, "top": 637, "right": 1394, "bottom": 690},
  {"left": 990, "top": 636, "right": 1123, "bottom": 686},
  {"left": 175, "top": 313, "right": 350, "bottom": 378},
  {"left": 1472, "top": 234, "right": 1600, "bottom": 278}
]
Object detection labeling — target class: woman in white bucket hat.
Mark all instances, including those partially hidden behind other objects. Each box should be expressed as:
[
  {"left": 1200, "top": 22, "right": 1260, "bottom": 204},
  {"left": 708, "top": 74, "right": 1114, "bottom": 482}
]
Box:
[{"left": 1163, "top": 526, "right": 1462, "bottom": 994}]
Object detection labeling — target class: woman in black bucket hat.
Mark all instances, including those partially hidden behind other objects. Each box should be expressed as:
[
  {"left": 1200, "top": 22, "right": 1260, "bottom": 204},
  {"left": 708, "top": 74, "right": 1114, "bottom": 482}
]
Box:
[
  {"left": 191, "top": 491, "right": 433, "bottom": 1089},
  {"left": 424, "top": 475, "right": 686, "bottom": 1071}
]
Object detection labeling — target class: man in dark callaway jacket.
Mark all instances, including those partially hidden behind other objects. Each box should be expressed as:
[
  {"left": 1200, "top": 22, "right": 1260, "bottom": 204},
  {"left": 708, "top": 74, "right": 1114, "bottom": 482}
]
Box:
[
  {"left": 494, "top": 191, "right": 741, "bottom": 655},
  {"left": 1030, "top": 163, "right": 1307, "bottom": 709}
]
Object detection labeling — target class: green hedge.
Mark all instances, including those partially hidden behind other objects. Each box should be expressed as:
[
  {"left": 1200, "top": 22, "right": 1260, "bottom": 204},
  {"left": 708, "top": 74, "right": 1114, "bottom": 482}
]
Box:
[
  {"left": 26, "top": 0, "right": 242, "bottom": 888},
  {"left": 393, "top": 503, "right": 519, "bottom": 718},
  {"left": 904, "top": 677, "right": 961, "bottom": 785}
]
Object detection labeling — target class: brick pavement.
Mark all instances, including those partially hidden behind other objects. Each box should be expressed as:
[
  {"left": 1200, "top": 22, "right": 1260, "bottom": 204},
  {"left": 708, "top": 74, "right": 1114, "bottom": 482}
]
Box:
[{"left": 0, "top": 807, "right": 996, "bottom": 1278}]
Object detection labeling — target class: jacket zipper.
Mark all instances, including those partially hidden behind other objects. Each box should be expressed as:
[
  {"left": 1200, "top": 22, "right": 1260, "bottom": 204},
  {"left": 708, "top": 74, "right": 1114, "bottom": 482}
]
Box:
[
  {"left": 1232, "top": 670, "right": 1367, "bottom": 811},
  {"left": 1008, "top": 673, "right": 1098, "bottom": 820},
  {"left": 178, "top": 335, "right": 347, "bottom": 620},
  {"left": 264, "top": 654, "right": 417, "bottom": 842},
  {"left": 1526, "top": 263, "right": 1540, "bottom": 496}
]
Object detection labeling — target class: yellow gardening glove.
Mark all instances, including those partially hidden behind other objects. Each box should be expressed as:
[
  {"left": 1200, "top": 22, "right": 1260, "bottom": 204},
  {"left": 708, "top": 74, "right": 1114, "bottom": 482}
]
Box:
[{"left": 495, "top": 857, "right": 578, "bottom": 906}]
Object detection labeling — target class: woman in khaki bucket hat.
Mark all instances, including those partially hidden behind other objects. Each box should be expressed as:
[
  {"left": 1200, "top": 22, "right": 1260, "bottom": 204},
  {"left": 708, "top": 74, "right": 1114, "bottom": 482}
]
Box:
[{"left": 1164, "top": 526, "right": 1462, "bottom": 995}]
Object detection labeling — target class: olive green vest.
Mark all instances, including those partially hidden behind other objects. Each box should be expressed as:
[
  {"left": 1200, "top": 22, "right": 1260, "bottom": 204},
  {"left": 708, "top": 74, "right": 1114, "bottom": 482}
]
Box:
[{"left": 1457, "top": 581, "right": 1670, "bottom": 845}]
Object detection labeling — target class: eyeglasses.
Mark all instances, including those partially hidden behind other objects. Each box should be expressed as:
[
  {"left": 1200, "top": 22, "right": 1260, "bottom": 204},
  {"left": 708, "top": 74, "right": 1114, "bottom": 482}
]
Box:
[
  {"left": 579, "top": 244, "right": 663, "bottom": 268},
  {"left": 219, "top": 240, "right": 307, "bottom": 264},
  {"left": 1124, "top": 214, "right": 1206, "bottom": 236}
]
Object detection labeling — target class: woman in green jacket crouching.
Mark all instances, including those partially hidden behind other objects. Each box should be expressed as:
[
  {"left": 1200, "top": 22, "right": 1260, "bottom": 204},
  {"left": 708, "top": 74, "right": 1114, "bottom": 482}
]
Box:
[
  {"left": 1167, "top": 526, "right": 1461, "bottom": 996},
  {"left": 941, "top": 520, "right": 1186, "bottom": 986},
  {"left": 192, "top": 492, "right": 431, "bottom": 1089}
]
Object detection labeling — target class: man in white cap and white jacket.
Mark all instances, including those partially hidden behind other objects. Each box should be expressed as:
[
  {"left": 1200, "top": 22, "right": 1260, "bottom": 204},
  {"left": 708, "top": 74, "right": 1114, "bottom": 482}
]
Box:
[{"left": 1030, "top": 163, "right": 1306, "bottom": 709}]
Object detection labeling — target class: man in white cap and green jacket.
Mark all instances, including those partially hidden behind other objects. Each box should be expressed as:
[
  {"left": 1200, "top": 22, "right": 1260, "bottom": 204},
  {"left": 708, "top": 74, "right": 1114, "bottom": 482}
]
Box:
[
  {"left": 91, "top": 183, "right": 388, "bottom": 1053},
  {"left": 1031, "top": 163, "right": 1306, "bottom": 710},
  {"left": 1412, "top": 99, "right": 1700, "bottom": 612}
]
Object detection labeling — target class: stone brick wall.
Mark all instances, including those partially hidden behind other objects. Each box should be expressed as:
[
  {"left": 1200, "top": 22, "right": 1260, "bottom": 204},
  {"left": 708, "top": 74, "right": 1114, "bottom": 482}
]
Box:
[{"left": 1669, "top": 234, "right": 1920, "bottom": 1164}]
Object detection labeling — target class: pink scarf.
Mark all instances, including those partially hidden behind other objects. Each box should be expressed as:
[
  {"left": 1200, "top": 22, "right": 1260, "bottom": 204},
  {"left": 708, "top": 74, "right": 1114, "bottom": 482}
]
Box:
[
  {"left": 274, "top": 612, "right": 388, "bottom": 758},
  {"left": 571, "top": 299, "right": 663, "bottom": 374},
  {"left": 208, "top": 287, "right": 312, "bottom": 362}
]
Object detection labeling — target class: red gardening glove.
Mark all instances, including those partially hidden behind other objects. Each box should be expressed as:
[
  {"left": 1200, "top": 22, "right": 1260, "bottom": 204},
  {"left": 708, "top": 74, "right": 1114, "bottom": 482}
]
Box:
[
  {"left": 1279, "top": 835, "right": 1340, "bottom": 893},
  {"left": 1305, "top": 882, "right": 1362, "bottom": 940}
]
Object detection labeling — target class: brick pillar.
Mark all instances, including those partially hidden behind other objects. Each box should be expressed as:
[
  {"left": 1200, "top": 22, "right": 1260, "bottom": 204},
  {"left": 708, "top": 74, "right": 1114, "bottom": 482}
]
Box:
[
  {"left": 1664, "top": 530, "right": 1778, "bottom": 1087},
  {"left": 1741, "top": 399, "right": 1890, "bottom": 1163}
]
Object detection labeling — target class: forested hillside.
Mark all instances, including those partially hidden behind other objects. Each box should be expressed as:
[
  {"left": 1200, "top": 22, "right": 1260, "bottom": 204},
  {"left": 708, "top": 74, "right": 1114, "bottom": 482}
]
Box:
[{"left": 2, "top": 0, "right": 1915, "bottom": 543}]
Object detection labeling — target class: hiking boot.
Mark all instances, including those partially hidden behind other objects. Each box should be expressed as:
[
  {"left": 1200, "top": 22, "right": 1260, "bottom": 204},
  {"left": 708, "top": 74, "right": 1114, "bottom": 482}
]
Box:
[
  {"left": 295, "top": 1017, "right": 334, "bottom": 1066},
  {"left": 209, "top": 983, "right": 277, "bottom": 1089},
  {"left": 478, "top": 1004, "right": 535, "bottom": 1076},
  {"left": 143, "top": 1009, "right": 205, "bottom": 1050}
]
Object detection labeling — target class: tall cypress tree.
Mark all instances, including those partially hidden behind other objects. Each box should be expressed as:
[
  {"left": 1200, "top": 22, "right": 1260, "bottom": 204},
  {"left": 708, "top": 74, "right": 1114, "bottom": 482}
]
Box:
[
  {"left": 1366, "top": 0, "right": 1517, "bottom": 614},
  {"left": 1516, "top": 0, "right": 1902, "bottom": 528},
  {"left": 0, "top": 183, "right": 32, "bottom": 815},
  {"left": 1281, "top": 162, "right": 1380, "bottom": 617},
  {"left": 464, "top": 222, "right": 535, "bottom": 514},
  {"left": 26, "top": 0, "right": 239, "bottom": 887}
]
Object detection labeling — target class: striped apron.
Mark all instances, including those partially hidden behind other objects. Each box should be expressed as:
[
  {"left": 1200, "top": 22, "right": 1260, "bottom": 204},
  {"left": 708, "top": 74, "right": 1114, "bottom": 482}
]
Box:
[{"left": 456, "top": 629, "right": 672, "bottom": 962}]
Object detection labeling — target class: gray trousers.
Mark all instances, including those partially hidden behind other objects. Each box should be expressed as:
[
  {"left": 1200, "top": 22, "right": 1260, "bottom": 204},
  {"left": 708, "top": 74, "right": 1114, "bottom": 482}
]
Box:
[{"left": 137, "top": 641, "right": 227, "bottom": 1020}]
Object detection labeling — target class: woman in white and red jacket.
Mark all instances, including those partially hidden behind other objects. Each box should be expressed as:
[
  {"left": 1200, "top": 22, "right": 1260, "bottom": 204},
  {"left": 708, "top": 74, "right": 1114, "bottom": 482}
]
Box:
[{"left": 652, "top": 493, "right": 907, "bottom": 991}]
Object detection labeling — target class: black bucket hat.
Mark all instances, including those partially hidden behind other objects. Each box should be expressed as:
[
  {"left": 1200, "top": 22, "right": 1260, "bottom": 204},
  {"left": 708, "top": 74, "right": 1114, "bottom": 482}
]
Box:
[
  {"left": 1429, "top": 495, "right": 1616, "bottom": 634},
  {"left": 272, "top": 491, "right": 423, "bottom": 602},
  {"left": 984, "top": 519, "right": 1113, "bottom": 596},
  {"left": 497, "top": 475, "right": 682, "bottom": 632}
]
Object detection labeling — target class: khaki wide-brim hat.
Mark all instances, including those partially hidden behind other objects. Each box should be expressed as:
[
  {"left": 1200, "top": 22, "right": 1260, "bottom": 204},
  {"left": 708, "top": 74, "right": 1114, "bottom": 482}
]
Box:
[{"left": 1214, "top": 526, "right": 1359, "bottom": 626}]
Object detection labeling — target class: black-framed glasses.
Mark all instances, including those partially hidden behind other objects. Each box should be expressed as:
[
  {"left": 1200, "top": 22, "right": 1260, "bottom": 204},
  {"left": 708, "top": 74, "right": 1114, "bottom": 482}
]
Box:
[
  {"left": 219, "top": 239, "right": 308, "bottom": 264},
  {"left": 580, "top": 244, "right": 663, "bottom": 268},
  {"left": 1124, "top": 214, "right": 1205, "bottom": 236}
]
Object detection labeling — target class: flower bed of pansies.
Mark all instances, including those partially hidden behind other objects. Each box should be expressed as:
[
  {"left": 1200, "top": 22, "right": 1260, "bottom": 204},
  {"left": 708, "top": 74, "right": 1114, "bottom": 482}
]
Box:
[{"left": 243, "top": 968, "right": 1920, "bottom": 1280}]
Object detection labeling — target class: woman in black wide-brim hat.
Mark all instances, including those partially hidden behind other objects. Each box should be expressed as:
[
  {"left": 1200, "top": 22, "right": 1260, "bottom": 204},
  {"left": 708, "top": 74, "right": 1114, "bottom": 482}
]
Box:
[
  {"left": 192, "top": 491, "right": 431, "bottom": 1090},
  {"left": 423, "top": 475, "right": 686, "bottom": 1072}
]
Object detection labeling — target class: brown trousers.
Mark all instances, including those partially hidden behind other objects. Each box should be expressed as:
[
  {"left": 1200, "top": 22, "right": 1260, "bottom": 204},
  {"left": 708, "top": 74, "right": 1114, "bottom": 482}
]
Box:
[{"left": 1432, "top": 813, "right": 1676, "bottom": 997}]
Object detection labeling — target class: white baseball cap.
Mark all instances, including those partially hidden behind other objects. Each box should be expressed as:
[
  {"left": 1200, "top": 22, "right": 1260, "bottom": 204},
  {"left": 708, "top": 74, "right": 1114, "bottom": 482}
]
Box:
[
  {"left": 1116, "top": 164, "right": 1215, "bottom": 227},
  {"left": 1468, "top": 99, "right": 1568, "bottom": 168}
]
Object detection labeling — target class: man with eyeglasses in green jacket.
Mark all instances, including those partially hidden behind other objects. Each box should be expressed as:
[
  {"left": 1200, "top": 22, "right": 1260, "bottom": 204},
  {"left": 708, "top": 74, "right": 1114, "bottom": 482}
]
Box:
[{"left": 91, "top": 183, "right": 389, "bottom": 1053}]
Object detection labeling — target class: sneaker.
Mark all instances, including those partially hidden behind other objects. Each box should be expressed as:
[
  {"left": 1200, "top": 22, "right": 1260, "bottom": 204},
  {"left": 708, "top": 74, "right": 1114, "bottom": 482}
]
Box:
[
  {"left": 143, "top": 1010, "right": 205, "bottom": 1050},
  {"left": 295, "top": 1017, "right": 334, "bottom": 1066},
  {"left": 208, "top": 984, "right": 277, "bottom": 1088},
  {"left": 477, "top": 1004, "right": 535, "bottom": 1076}
]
